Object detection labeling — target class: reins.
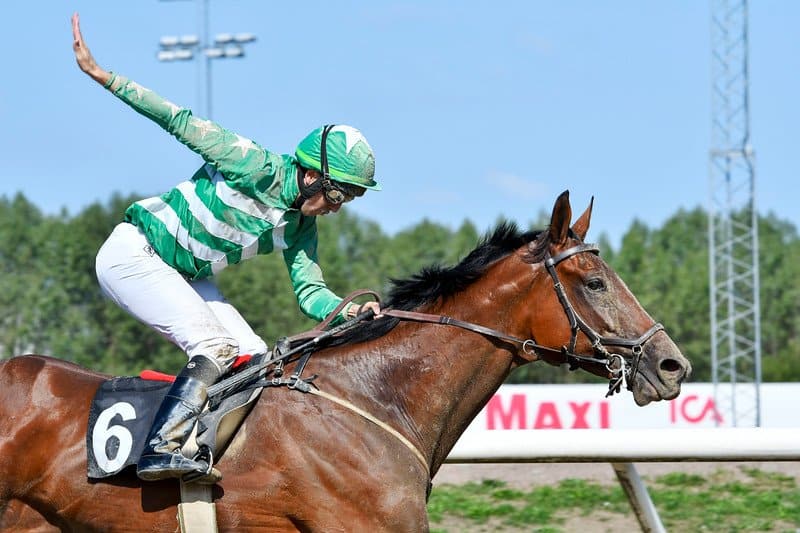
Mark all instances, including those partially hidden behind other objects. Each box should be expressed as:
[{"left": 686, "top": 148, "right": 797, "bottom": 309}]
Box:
[{"left": 380, "top": 308, "right": 528, "bottom": 347}]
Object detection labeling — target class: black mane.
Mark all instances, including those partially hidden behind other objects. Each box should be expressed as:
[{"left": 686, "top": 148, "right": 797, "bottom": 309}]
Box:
[
  {"left": 385, "top": 222, "right": 540, "bottom": 311},
  {"left": 326, "top": 221, "right": 543, "bottom": 347}
]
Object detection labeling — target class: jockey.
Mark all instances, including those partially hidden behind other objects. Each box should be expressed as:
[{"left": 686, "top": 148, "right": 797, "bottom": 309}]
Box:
[{"left": 72, "top": 13, "right": 381, "bottom": 482}]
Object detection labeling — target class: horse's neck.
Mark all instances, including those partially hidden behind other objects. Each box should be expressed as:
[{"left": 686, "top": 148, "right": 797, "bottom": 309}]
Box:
[
  {"left": 357, "top": 262, "right": 531, "bottom": 473},
  {"left": 248, "top": 258, "right": 535, "bottom": 475}
]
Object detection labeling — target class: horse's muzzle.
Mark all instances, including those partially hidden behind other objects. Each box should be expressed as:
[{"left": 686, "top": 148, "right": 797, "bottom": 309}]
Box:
[{"left": 629, "top": 335, "right": 691, "bottom": 406}]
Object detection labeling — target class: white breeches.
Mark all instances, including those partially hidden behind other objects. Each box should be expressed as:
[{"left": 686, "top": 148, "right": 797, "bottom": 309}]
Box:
[{"left": 95, "top": 222, "right": 267, "bottom": 369}]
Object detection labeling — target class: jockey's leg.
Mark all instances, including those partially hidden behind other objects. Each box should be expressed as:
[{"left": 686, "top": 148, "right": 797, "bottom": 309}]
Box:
[
  {"left": 191, "top": 279, "right": 269, "bottom": 357},
  {"left": 96, "top": 223, "right": 245, "bottom": 481},
  {"left": 95, "top": 223, "right": 240, "bottom": 366},
  {"left": 136, "top": 354, "right": 221, "bottom": 481}
]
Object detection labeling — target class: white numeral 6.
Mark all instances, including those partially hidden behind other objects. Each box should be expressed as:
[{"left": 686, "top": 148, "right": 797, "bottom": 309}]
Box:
[{"left": 92, "top": 402, "right": 136, "bottom": 473}]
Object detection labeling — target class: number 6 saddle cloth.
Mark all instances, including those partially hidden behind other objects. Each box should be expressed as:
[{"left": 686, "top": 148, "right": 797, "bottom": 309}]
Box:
[{"left": 86, "top": 356, "right": 264, "bottom": 480}]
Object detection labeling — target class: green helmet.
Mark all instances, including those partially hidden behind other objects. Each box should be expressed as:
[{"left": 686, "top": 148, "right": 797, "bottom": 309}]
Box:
[{"left": 295, "top": 125, "right": 380, "bottom": 190}]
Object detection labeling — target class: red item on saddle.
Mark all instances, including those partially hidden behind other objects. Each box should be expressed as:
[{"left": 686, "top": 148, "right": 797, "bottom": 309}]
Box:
[
  {"left": 138, "top": 370, "right": 176, "bottom": 383},
  {"left": 139, "top": 354, "right": 253, "bottom": 382}
]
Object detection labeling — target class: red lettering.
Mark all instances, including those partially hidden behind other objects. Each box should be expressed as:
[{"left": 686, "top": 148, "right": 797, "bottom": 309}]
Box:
[
  {"left": 680, "top": 395, "right": 701, "bottom": 422},
  {"left": 599, "top": 401, "right": 610, "bottom": 428},
  {"left": 568, "top": 402, "right": 590, "bottom": 428},
  {"left": 710, "top": 400, "right": 724, "bottom": 423},
  {"left": 486, "top": 394, "right": 527, "bottom": 429},
  {"left": 675, "top": 395, "right": 725, "bottom": 425},
  {"left": 534, "top": 402, "right": 563, "bottom": 429},
  {"left": 486, "top": 396, "right": 615, "bottom": 430},
  {"left": 698, "top": 398, "right": 724, "bottom": 424}
]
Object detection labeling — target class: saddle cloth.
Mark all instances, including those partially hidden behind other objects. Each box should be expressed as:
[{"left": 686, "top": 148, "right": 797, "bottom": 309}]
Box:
[{"left": 86, "top": 356, "right": 264, "bottom": 479}]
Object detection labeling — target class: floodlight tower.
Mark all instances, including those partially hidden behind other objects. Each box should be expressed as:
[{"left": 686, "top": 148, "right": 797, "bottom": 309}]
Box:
[
  {"left": 157, "top": 0, "right": 256, "bottom": 119},
  {"left": 708, "top": 0, "right": 762, "bottom": 427}
]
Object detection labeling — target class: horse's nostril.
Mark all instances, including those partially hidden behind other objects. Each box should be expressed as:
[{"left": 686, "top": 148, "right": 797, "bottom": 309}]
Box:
[{"left": 660, "top": 358, "right": 682, "bottom": 373}]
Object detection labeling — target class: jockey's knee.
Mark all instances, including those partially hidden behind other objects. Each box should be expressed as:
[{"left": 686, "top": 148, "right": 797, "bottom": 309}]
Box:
[
  {"left": 238, "top": 336, "right": 268, "bottom": 359},
  {"left": 188, "top": 338, "right": 240, "bottom": 371}
]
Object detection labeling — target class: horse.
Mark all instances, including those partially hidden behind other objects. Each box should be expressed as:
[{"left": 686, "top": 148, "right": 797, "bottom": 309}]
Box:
[{"left": 0, "top": 191, "right": 690, "bottom": 531}]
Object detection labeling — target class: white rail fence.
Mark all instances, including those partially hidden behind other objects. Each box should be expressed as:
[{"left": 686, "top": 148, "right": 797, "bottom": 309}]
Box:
[{"left": 444, "top": 428, "right": 800, "bottom": 532}]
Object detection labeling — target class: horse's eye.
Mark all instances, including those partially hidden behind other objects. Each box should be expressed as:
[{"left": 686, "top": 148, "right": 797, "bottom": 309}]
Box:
[{"left": 587, "top": 278, "right": 606, "bottom": 292}]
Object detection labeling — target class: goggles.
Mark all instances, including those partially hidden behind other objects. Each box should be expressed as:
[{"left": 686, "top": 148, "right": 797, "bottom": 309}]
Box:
[
  {"left": 319, "top": 124, "right": 366, "bottom": 205},
  {"left": 321, "top": 178, "right": 365, "bottom": 205}
]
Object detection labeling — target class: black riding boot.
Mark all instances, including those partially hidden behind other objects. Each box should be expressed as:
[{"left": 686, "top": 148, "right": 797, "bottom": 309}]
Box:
[{"left": 137, "top": 355, "right": 222, "bottom": 482}]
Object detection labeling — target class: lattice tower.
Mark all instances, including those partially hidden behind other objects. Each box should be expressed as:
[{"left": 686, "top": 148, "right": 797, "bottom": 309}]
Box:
[{"left": 708, "top": 0, "right": 762, "bottom": 427}]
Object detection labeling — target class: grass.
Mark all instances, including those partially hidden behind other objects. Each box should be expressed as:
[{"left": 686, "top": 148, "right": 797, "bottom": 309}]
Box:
[{"left": 427, "top": 467, "right": 800, "bottom": 532}]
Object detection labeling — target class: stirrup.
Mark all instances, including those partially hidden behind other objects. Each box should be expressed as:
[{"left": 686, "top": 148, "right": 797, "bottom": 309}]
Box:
[
  {"left": 182, "top": 446, "right": 222, "bottom": 485},
  {"left": 182, "top": 465, "right": 223, "bottom": 485},
  {"left": 137, "top": 449, "right": 210, "bottom": 481}
]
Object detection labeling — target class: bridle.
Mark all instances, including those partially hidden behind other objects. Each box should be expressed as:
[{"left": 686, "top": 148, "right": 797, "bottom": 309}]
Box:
[
  {"left": 377, "top": 242, "right": 664, "bottom": 397},
  {"left": 541, "top": 243, "right": 664, "bottom": 396}
]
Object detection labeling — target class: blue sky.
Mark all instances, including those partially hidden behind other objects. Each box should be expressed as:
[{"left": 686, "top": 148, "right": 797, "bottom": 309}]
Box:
[{"left": 2, "top": 2, "right": 797, "bottom": 247}]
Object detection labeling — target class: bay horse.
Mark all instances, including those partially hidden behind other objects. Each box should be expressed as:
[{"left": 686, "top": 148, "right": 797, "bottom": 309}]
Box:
[{"left": 0, "top": 191, "right": 690, "bottom": 532}]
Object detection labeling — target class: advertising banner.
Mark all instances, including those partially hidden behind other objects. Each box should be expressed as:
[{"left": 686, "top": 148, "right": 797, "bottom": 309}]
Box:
[{"left": 462, "top": 383, "right": 799, "bottom": 437}]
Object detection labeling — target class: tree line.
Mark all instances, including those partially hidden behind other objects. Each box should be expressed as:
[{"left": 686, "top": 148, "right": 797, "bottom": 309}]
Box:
[{"left": 1, "top": 192, "right": 797, "bottom": 383}]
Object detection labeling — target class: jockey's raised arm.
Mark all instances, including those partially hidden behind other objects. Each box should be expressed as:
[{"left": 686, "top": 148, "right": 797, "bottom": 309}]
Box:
[{"left": 71, "top": 12, "right": 381, "bottom": 483}]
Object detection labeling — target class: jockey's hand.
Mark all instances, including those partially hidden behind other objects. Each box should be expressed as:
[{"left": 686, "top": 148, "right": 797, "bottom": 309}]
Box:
[
  {"left": 72, "top": 13, "right": 111, "bottom": 85},
  {"left": 347, "top": 301, "right": 382, "bottom": 320}
]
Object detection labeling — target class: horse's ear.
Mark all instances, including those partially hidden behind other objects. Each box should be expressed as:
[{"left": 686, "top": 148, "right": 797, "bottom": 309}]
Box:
[
  {"left": 571, "top": 196, "right": 594, "bottom": 241},
  {"left": 548, "top": 190, "right": 572, "bottom": 245}
]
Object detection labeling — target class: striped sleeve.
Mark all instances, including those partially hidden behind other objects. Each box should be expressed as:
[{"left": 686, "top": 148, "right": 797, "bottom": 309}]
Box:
[{"left": 105, "top": 73, "right": 270, "bottom": 181}]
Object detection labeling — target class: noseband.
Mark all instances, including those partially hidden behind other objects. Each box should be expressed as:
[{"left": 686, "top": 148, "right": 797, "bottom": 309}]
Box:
[{"left": 538, "top": 243, "right": 664, "bottom": 396}]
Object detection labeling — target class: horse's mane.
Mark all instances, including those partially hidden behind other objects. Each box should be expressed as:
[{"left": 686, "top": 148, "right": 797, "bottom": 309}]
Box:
[{"left": 326, "top": 221, "right": 545, "bottom": 348}]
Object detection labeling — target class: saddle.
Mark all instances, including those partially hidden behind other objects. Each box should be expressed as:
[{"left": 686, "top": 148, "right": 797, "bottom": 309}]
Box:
[
  {"left": 86, "top": 290, "right": 381, "bottom": 481},
  {"left": 87, "top": 353, "right": 267, "bottom": 480}
]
